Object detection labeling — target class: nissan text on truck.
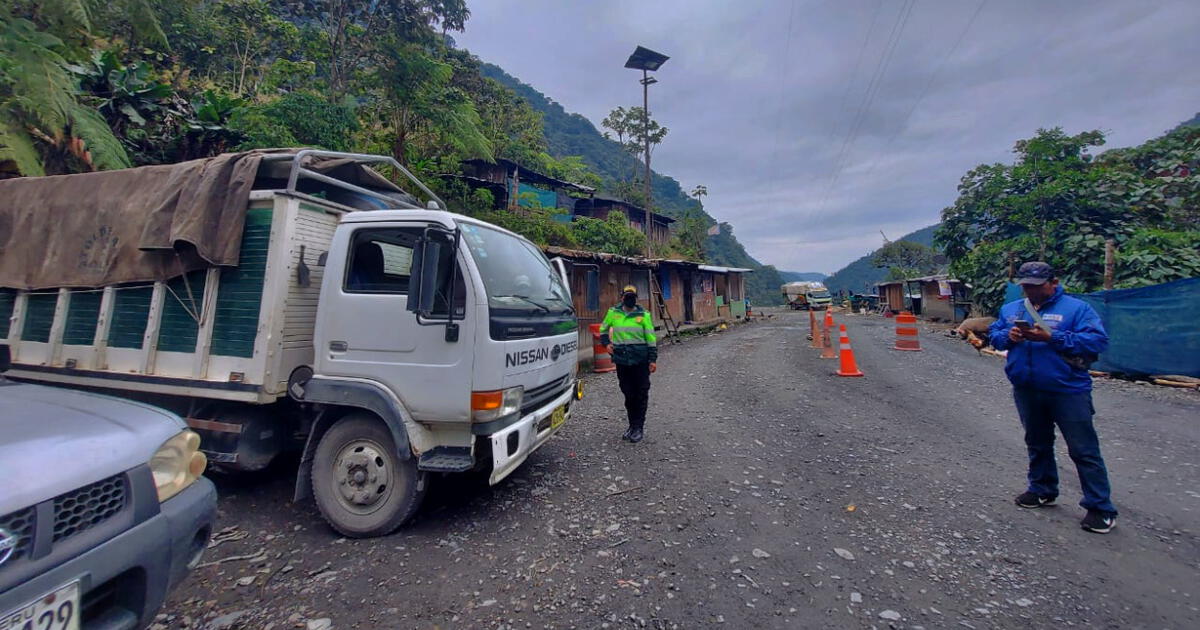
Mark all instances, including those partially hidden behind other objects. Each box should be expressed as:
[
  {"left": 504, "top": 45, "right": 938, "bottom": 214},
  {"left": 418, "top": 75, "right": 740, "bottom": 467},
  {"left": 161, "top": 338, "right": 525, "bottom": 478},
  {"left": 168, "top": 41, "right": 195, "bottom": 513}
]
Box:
[{"left": 0, "top": 150, "right": 582, "bottom": 537}]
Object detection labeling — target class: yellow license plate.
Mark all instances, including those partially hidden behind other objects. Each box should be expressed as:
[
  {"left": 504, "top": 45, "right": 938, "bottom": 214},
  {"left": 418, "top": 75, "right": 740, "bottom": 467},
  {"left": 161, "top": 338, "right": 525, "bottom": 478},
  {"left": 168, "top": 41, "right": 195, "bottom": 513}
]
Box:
[
  {"left": 2, "top": 582, "right": 80, "bottom": 630},
  {"left": 549, "top": 405, "right": 566, "bottom": 430}
]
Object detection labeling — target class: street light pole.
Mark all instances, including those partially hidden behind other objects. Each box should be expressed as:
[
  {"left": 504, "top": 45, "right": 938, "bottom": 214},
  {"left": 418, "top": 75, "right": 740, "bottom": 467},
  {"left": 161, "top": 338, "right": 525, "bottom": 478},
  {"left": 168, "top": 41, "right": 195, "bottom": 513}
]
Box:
[
  {"left": 624, "top": 45, "right": 669, "bottom": 259},
  {"left": 641, "top": 69, "right": 654, "bottom": 258}
]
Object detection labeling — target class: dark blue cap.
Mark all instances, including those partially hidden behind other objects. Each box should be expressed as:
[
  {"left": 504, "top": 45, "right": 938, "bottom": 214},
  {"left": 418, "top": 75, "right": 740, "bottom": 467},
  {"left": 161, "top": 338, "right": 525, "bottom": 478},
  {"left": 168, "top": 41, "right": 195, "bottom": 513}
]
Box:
[{"left": 1016, "top": 261, "right": 1054, "bottom": 285}]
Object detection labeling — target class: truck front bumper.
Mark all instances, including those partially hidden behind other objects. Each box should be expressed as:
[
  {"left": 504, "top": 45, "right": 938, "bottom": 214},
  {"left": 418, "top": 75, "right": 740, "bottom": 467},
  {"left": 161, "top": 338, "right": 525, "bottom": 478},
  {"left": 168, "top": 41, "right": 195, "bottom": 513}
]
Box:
[
  {"left": 0, "top": 478, "right": 216, "bottom": 630},
  {"left": 487, "top": 384, "right": 575, "bottom": 485}
]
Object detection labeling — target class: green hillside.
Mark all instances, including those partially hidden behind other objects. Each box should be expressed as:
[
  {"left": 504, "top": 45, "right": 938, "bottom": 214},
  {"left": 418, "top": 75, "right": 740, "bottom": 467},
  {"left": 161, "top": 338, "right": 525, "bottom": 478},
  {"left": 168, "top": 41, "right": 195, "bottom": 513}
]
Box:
[
  {"left": 779, "top": 271, "right": 827, "bottom": 282},
  {"left": 478, "top": 63, "right": 785, "bottom": 303},
  {"left": 823, "top": 225, "right": 939, "bottom": 294}
]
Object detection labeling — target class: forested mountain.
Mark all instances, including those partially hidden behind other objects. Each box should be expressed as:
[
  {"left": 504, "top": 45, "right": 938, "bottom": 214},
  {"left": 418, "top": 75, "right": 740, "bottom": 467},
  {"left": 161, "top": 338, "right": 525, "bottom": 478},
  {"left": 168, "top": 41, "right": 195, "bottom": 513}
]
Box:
[
  {"left": 823, "top": 225, "right": 939, "bottom": 294},
  {"left": 779, "top": 271, "right": 827, "bottom": 282},
  {"left": 478, "top": 63, "right": 785, "bottom": 303}
]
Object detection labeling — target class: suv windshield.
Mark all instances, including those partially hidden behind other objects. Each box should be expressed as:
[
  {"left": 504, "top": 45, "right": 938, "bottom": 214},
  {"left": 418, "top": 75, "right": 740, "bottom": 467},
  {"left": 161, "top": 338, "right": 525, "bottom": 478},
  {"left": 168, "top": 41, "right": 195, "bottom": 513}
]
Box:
[{"left": 460, "top": 222, "right": 572, "bottom": 314}]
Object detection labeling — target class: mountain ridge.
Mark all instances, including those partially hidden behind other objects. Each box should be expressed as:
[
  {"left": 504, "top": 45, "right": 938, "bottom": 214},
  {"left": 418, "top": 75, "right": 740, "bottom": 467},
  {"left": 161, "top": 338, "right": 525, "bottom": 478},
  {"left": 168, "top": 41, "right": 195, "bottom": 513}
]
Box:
[{"left": 823, "top": 224, "right": 940, "bottom": 294}]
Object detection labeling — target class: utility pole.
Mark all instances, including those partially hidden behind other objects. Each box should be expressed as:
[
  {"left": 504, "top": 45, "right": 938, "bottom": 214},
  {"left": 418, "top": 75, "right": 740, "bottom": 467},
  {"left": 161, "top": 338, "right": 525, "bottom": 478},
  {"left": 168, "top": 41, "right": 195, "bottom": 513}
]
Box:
[
  {"left": 642, "top": 68, "right": 654, "bottom": 257},
  {"left": 624, "top": 45, "right": 669, "bottom": 258}
]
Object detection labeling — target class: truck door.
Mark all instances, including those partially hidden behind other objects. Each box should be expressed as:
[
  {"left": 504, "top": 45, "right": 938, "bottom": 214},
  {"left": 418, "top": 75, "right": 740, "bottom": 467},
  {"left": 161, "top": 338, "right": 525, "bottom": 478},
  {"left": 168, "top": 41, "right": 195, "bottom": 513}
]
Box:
[{"left": 317, "top": 224, "right": 474, "bottom": 422}]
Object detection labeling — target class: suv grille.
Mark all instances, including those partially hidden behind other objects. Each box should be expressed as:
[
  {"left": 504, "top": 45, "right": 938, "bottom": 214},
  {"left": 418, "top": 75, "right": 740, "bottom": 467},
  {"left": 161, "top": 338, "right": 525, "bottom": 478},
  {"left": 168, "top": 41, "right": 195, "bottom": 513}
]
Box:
[
  {"left": 0, "top": 507, "right": 35, "bottom": 563},
  {"left": 53, "top": 475, "right": 127, "bottom": 542}
]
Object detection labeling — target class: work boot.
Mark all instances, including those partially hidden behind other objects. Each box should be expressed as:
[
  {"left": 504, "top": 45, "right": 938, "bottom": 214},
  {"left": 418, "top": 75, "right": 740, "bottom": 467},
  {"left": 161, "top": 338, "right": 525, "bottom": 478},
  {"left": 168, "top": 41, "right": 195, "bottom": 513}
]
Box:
[
  {"left": 622, "top": 427, "right": 633, "bottom": 441},
  {"left": 628, "top": 428, "right": 644, "bottom": 443}
]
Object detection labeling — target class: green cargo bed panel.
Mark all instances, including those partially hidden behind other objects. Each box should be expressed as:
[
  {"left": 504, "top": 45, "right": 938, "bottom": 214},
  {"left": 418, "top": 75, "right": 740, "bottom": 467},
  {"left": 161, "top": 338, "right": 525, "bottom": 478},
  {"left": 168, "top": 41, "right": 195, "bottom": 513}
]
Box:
[
  {"left": 211, "top": 209, "right": 273, "bottom": 358},
  {"left": 21, "top": 293, "right": 57, "bottom": 343},
  {"left": 108, "top": 286, "right": 154, "bottom": 349},
  {"left": 63, "top": 290, "right": 104, "bottom": 345},
  {"left": 158, "top": 271, "right": 208, "bottom": 353},
  {"left": 0, "top": 288, "right": 15, "bottom": 338}
]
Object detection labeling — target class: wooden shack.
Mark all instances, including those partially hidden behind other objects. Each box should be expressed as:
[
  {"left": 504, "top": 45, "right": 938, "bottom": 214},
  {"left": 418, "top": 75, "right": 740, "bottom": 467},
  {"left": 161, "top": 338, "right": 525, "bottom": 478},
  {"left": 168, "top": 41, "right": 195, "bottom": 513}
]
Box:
[
  {"left": 572, "top": 196, "right": 674, "bottom": 247},
  {"left": 449, "top": 158, "right": 594, "bottom": 211}
]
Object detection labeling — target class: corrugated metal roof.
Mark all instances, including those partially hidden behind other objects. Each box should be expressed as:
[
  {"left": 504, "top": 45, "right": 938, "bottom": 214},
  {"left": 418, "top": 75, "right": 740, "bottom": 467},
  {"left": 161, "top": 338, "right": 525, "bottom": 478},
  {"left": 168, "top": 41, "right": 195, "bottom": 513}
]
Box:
[{"left": 698, "top": 265, "right": 753, "bottom": 273}]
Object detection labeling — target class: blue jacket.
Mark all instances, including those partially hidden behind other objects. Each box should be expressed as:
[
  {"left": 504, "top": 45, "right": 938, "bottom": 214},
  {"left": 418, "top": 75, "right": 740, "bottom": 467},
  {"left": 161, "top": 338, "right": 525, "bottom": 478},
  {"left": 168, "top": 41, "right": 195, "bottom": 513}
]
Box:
[{"left": 988, "top": 286, "right": 1109, "bottom": 393}]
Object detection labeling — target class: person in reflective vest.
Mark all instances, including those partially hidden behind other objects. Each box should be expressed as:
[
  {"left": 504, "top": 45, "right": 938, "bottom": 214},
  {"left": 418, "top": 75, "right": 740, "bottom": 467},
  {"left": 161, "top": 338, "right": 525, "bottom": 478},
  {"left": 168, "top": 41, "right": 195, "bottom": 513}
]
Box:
[{"left": 599, "top": 284, "right": 658, "bottom": 443}]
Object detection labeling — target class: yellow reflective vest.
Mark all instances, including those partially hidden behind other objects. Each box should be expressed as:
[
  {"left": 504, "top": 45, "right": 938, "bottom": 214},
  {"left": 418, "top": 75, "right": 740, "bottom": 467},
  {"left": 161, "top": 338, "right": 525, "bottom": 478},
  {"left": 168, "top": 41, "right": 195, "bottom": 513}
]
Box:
[{"left": 599, "top": 304, "right": 658, "bottom": 365}]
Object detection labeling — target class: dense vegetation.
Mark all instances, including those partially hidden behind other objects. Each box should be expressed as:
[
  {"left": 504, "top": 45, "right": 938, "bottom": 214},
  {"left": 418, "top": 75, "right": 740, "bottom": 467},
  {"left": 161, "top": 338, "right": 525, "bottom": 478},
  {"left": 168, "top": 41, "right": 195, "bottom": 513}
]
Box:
[{"left": 936, "top": 124, "right": 1200, "bottom": 312}]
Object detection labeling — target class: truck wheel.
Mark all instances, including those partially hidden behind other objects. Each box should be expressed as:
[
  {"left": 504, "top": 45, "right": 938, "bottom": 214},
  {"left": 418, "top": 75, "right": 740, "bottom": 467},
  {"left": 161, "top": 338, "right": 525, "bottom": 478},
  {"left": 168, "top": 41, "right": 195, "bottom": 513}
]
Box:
[{"left": 311, "top": 413, "right": 426, "bottom": 538}]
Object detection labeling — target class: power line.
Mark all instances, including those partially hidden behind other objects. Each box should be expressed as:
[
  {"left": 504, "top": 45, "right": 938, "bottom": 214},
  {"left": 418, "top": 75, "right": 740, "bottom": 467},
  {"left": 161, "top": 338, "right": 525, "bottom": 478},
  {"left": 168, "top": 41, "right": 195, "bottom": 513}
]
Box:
[
  {"left": 858, "top": 0, "right": 987, "bottom": 183},
  {"left": 816, "top": 0, "right": 916, "bottom": 214}
]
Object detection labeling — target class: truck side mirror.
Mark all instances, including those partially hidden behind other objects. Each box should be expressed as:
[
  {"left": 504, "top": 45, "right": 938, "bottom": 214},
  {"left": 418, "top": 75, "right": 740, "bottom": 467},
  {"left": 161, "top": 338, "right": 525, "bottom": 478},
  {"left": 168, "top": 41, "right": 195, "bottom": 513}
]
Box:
[{"left": 407, "top": 237, "right": 442, "bottom": 315}]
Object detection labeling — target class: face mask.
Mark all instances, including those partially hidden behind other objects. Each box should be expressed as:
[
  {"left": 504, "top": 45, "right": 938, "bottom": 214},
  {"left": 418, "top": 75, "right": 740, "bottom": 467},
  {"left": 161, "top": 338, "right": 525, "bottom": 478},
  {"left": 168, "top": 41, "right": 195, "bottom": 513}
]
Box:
[{"left": 622, "top": 294, "right": 637, "bottom": 307}]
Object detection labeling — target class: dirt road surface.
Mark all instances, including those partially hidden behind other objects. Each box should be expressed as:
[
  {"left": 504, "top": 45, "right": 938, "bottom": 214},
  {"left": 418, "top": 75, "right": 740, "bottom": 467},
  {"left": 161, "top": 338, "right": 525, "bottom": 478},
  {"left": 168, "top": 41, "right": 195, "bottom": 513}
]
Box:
[{"left": 162, "top": 308, "right": 1200, "bottom": 630}]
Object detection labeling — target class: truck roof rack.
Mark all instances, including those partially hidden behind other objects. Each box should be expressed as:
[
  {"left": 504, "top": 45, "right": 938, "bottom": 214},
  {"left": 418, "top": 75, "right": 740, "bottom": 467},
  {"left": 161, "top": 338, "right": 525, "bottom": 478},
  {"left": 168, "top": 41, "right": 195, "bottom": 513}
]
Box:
[{"left": 261, "top": 149, "right": 448, "bottom": 211}]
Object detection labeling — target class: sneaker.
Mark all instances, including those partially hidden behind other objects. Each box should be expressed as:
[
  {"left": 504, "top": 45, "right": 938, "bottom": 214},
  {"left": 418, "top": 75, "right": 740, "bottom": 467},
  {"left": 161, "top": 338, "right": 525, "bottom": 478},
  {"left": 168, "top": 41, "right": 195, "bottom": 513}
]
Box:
[
  {"left": 621, "top": 428, "right": 633, "bottom": 441},
  {"left": 628, "top": 428, "right": 644, "bottom": 443},
  {"left": 1015, "top": 492, "right": 1057, "bottom": 508},
  {"left": 1080, "top": 510, "right": 1116, "bottom": 534}
]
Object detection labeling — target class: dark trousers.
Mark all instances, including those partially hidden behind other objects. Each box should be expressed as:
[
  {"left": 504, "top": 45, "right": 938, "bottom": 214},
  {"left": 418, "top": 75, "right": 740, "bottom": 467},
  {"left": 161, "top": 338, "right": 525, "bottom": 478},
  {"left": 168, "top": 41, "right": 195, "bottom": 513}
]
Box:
[
  {"left": 1013, "top": 387, "right": 1117, "bottom": 515},
  {"left": 615, "top": 362, "right": 651, "bottom": 430}
]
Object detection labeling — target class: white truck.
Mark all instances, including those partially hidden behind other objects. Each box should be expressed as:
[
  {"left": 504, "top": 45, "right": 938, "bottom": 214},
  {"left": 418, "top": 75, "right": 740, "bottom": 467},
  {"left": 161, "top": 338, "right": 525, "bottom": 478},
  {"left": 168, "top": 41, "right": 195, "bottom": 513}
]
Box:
[
  {"left": 0, "top": 150, "right": 581, "bottom": 537},
  {"left": 782, "top": 281, "right": 832, "bottom": 310}
]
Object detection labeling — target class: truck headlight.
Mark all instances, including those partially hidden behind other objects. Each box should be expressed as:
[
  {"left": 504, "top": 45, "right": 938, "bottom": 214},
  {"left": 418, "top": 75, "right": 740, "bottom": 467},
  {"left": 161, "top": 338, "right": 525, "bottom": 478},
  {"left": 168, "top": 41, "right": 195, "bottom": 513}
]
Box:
[
  {"left": 471, "top": 386, "right": 523, "bottom": 422},
  {"left": 150, "top": 429, "right": 207, "bottom": 502}
]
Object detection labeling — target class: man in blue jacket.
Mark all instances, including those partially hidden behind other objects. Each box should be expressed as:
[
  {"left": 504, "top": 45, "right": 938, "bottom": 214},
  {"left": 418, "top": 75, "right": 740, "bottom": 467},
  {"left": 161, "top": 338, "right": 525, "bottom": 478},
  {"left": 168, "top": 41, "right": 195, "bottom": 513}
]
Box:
[{"left": 989, "top": 262, "right": 1118, "bottom": 534}]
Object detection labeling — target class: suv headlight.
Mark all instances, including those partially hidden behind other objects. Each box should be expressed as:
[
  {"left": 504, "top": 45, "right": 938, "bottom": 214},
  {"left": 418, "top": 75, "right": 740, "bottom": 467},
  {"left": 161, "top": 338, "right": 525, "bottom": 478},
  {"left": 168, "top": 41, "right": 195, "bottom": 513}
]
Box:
[
  {"left": 471, "top": 386, "right": 523, "bottom": 422},
  {"left": 151, "top": 429, "right": 207, "bottom": 502}
]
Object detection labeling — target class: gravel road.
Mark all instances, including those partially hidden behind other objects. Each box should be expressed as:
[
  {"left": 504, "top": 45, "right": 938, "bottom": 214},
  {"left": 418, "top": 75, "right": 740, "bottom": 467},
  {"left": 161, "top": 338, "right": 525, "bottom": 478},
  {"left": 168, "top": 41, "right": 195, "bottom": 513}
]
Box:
[{"left": 162, "top": 308, "right": 1200, "bottom": 630}]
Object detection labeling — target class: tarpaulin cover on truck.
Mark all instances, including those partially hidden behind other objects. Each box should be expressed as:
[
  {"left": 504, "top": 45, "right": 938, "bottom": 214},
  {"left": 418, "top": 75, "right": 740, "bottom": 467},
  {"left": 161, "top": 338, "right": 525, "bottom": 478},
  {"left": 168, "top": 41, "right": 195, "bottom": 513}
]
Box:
[{"left": 0, "top": 150, "right": 405, "bottom": 290}]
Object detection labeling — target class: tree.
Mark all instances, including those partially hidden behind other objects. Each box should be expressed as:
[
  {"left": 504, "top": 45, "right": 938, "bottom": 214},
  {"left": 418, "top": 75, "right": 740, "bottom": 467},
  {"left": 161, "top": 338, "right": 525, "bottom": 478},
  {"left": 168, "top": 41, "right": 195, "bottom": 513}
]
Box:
[
  {"left": 272, "top": 0, "right": 469, "bottom": 95},
  {"left": 937, "top": 125, "right": 1200, "bottom": 312},
  {"left": 871, "top": 240, "right": 937, "bottom": 281},
  {"left": 601, "top": 105, "right": 668, "bottom": 192},
  {"left": 0, "top": 17, "right": 130, "bottom": 175},
  {"left": 690, "top": 184, "right": 707, "bottom": 204}
]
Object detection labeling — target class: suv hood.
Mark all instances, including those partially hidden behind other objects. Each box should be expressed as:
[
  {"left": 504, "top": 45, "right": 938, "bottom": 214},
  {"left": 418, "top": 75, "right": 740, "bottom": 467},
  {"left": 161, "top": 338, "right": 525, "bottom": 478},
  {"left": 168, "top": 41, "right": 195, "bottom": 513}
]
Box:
[{"left": 0, "top": 380, "right": 185, "bottom": 514}]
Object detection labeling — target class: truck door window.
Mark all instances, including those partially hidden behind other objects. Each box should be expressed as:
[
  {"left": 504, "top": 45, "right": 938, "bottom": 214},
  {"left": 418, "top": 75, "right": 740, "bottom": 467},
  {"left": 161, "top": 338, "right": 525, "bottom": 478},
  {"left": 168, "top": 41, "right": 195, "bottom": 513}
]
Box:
[
  {"left": 343, "top": 227, "right": 466, "bottom": 317},
  {"left": 344, "top": 229, "right": 416, "bottom": 293}
]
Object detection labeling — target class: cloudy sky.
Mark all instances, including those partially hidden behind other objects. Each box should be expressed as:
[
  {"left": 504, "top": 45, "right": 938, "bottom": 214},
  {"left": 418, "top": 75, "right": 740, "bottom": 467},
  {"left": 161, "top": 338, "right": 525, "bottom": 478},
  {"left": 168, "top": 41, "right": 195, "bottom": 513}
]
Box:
[{"left": 455, "top": 0, "right": 1200, "bottom": 273}]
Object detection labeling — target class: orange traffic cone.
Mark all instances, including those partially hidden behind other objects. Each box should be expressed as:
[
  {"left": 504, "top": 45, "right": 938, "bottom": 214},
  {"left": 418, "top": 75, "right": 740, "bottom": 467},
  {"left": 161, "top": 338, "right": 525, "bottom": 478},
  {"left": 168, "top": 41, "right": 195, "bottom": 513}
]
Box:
[
  {"left": 824, "top": 309, "right": 834, "bottom": 333},
  {"left": 820, "top": 323, "right": 837, "bottom": 360},
  {"left": 836, "top": 324, "right": 864, "bottom": 377},
  {"left": 893, "top": 311, "right": 922, "bottom": 351},
  {"left": 590, "top": 323, "right": 616, "bottom": 372},
  {"left": 809, "top": 310, "right": 820, "bottom": 347}
]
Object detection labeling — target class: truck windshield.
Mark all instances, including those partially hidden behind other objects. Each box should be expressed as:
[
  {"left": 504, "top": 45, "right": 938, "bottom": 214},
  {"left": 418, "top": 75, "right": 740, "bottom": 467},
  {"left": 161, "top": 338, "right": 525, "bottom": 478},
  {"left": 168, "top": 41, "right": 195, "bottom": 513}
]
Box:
[
  {"left": 459, "top": 223, "right": 572, "bottom": 315},
  {"left": 811, "top": 290, "right": 831, "bottom": 298}
]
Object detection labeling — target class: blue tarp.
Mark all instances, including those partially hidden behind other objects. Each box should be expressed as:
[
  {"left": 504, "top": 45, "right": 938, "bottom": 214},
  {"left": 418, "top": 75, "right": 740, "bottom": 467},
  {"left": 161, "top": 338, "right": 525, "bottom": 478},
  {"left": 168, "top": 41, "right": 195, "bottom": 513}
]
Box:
[
  {"left": 1074, "top": 277, "right": 1200, "bottom": 377},
  {"left": 509, "top": 180, "right": 558, "bottom": 209}
]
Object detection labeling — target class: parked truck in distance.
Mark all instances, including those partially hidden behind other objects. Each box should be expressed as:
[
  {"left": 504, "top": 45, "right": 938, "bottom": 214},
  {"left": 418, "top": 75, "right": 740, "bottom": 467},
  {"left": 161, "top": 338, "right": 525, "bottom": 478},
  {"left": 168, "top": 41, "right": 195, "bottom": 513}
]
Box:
[
  {"left": 0, "top": 150, "right": 582, "bottom": 538},
  {"left": 782, "top": 281, "right": 832, "bottom": 310}
]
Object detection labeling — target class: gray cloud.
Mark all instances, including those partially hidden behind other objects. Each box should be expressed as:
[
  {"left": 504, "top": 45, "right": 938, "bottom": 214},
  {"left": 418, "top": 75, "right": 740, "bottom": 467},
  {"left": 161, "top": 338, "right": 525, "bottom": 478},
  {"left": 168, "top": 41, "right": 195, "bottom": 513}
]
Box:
[{"left": 455, "top": 0, "right": 1200, "bottom": 273}]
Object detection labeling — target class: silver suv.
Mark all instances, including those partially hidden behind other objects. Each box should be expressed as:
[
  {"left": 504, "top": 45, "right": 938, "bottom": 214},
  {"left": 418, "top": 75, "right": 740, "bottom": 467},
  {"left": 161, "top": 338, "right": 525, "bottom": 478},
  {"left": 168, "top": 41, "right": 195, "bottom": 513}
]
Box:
[{"left": 0, "top": 346, "right": 216, "bottom": 629}]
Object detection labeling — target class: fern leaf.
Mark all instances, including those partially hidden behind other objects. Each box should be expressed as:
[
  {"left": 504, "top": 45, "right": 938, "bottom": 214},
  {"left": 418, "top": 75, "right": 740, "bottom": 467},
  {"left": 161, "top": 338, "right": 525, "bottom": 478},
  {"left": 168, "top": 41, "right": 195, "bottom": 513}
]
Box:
[
  {"left": 118, "top": 0, "right": 169, "bottom": 48},
  {"left": 0, "top": 117, "right": 46, "bottom": 176},
  {"left": 0, "top": 19, "right": 74, "bottom": 133},
  {"left": 67, "top": 104, "right": 130, "bottom": 170},
  {"left": 46, "top": 0, "right": 93, "bottom": 33}
]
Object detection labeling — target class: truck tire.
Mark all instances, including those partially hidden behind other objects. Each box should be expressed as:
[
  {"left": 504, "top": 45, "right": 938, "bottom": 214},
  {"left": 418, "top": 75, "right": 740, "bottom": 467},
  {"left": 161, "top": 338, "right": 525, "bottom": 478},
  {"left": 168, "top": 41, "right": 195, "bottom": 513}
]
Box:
[{"left": 311, "top": 412, "right": 427, "bottom": 538}]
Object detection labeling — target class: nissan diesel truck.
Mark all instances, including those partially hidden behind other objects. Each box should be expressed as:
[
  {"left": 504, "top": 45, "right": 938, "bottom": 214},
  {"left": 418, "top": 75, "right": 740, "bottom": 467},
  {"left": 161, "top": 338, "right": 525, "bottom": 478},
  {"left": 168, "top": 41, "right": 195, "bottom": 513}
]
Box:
[{"left": 0, "top": 150, "right": 581, "bottom": 537}]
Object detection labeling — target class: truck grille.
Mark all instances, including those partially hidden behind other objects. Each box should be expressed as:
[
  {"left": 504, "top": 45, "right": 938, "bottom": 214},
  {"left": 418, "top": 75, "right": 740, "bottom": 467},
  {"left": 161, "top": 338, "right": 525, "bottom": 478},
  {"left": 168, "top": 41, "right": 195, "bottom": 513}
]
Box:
[
  {"left": 520, "top": 376, "right": 570, "bottom": 416},
  {"left": 53, "top": 475, "right": 127, "bottom": 542},
  {"left": 0, "top": 507, "right": 35, "bottom": 564}
]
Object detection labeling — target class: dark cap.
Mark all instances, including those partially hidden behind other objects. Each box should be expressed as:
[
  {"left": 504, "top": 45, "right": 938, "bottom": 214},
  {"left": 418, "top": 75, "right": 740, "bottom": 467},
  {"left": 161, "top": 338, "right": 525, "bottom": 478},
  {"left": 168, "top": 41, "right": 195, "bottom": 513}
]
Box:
[{"left": 1016, "top": 261, "right": 1054, "bottom": 285}]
